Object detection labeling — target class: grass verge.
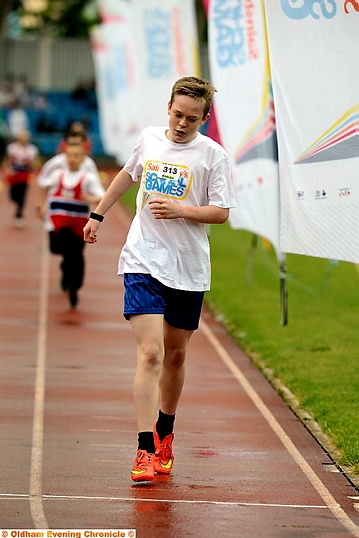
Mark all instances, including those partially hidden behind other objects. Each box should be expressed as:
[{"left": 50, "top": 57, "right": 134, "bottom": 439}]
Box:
[{"left": 208, "top": 222, "right": 359, "bottom": 477}]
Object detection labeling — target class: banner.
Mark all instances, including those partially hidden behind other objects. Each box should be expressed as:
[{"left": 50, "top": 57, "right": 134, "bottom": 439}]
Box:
[
  {"left": 90, "top": 24, "right": 121, "bottom": 157},
  {"left": 92, "top": 1, "right": 140, "bottom": 163},
  {"left": 93, "top": 0, "right": 200, "bottom": 163},
  {"left": 200, "top": 0, "right": 222, "bottom": 143},
  {"left": 131, "top": 0, "right": 200, "bottom": 130},
  {"left": 264, "top": 1, "right": 359, "bottom": 263},
  {"left": 208, "top": 0, "right": 282, "bottom": 259}
]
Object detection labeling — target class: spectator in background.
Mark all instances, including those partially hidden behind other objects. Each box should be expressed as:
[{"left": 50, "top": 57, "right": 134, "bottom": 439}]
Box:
[
  {"left": 0, "top": 74, "right": 32, "bottom": 109},
  {"left": 33, "top": 92, "right": 59, "bottom": 134},
  {"left": 33, "top": 91, "right": 50, "bottom": 111},
  {"left": 71, "top": 77, "right": 88, "bottom": 102},
  {"left": 13, "top": 74, "right": 32, "bottom": 107},
  {"left": 0, "top": 78, "right": 16, "bottom": 108},
  {"left": 7, "top": 98, "right": 30, "bottom": 138},
  {"left": 3, "top": 129, "right": 39, "bottom": 227},
  {"left": 71, "top": 77, "right": 97, "bottom": 109}
]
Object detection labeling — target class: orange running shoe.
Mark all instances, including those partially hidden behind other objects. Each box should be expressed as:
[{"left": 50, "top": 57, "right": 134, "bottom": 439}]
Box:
[
  {"left": 154, "top": 431, "right": 174, "bottom": 474},
  {"left": 131, "top": 450, "right": 155, "bottom": 482}
]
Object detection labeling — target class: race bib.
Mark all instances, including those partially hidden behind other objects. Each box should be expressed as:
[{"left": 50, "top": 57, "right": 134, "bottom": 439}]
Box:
[{"left": 141, "top": 160, "right": 193, "bottom": 208}]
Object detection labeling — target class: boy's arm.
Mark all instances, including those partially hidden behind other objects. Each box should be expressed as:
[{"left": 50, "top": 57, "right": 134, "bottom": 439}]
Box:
[
  {"left": 148, "top": 198, "right": 229, "bottom": 224},
  {"left": 2, "top": 155, "right": 12, "bottom": 176},
  {"left": 83, "top": 169, "right": 135, "bottom": 243},
  {"left": 36, "top": 155, "right": 60, "bottom": 185},
  {"left": 177, "top": 204, "right": 229, "bottom": 224},
  {"left": 30, "top": 146, "right": 41, "bottom": 170},
  {"left": 36, "top": 184, "right": 50, "bottom": 219}
]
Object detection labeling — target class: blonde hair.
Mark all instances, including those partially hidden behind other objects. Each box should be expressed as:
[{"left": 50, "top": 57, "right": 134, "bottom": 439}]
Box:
[{"left": 170, "top": 76, "right": 217, "bottom": 117}]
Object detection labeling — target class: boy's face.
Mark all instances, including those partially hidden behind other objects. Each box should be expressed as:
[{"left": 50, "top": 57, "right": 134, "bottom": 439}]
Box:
[
  {"left": 167, "top": 94, "right": 209, "bottom": 144},
  {"left": 66, "top": 144, "right": 85, "bottom": 172},
  {"left": 17, "top": 130, "right": 30, "bottom": 145}
]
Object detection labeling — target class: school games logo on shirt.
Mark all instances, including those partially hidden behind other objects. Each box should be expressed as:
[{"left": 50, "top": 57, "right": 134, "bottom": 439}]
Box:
[{"left": 141, "top": 160, "right": 193, "bottom": 208}]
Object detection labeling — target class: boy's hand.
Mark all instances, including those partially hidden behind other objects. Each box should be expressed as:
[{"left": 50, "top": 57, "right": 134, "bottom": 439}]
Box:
[
  {"left": 35, "top": 204, "right": 46, "bottom": 219},
  {"left": 83, "top": 219, "right": 100, "bottom": 243},
  {"left": 149, "top": 197, "right": 181, "bottom": 219}
]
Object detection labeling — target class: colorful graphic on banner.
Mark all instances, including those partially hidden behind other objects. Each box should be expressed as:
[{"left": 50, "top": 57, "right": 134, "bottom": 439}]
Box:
[
  {"left": 279, "top": 0, "right": 337, "bottom": 19},
  {"left": 295, "top": 104, "right": 359, "bottom": 164},
  {"left": 234, "top": 83, "right": 277, "bottom": 165},
  {"left": 208, "top": 0, "right": 282, "bottom": 258},
  {"left": 264, "top": 1, "right": 359, "bottom": 263}
]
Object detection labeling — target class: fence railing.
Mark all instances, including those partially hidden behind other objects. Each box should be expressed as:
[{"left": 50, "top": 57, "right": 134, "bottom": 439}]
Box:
[{"left": 0, "top": 36, "right": 95, "bottom": 91}]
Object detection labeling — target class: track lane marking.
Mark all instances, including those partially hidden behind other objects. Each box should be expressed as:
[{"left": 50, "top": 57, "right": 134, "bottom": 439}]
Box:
[
  {"left": 30, "top": 231, "right": 49, "bottom": 529},
  {"left": 199, "top": 319, "right": 359, "bottom": 537},
  {"left": 0, "top": 492, "right": 328, "bottom": 509}
]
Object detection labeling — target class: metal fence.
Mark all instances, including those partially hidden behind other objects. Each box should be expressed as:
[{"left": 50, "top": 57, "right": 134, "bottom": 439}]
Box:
[{"left": 0, "top": 36, "right": 95, "bottom": 91}]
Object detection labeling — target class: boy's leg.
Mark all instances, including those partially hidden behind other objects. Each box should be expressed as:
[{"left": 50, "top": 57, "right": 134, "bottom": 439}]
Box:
[
  {"left": 49, "top": 231, "right": 68, "bottom": 291},
  {"left": 49, "top": 231, "right": 63, "bottom": 255},
  {"left": 129, "top": 313, "right": 164, "bottom": 481},
  {"left": 130, "top": 313, "right": 165, "bottom": 433},
  {"left": 58, "top": 228, "right": 85, "bottom": 307},
  {"left": 10, "top": 183, "right": 27, "bottom": 220},
  {"left": 160, "top": 323, "right": 193, "bottom": 415},
  {"left": 16, "top": 182, "right": 28, "bottom": 219},
  {"left": 154, "top": 324, "right": 193, "bottom": 474}
]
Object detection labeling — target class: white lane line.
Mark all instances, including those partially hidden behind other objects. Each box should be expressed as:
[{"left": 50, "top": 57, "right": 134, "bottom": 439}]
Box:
[
  {"left": 87, "top": 429, "right": 117, "bottom": 433},
  {"left": 199, "top": 319, "right": 359, "bottom": 537},
  {"left": 92, "top": 458, "right": 121, "bottom": 463},
  {"left": 0, "top": 493, "right": 328, "bottom": 509},
  {"left": 91, "top": 416, "right": 124, "bottom": 420},
  {"left": 29, "top": 232, "right": 49, "bottom": 529},
  {"left": 89, "top": 444, "right": 122, "bottom": 447}
]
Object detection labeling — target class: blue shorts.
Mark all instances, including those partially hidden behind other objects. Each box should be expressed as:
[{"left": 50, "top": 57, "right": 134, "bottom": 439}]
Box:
[{"left": 123, "top": 273, "right": 204, "bottom": 331}]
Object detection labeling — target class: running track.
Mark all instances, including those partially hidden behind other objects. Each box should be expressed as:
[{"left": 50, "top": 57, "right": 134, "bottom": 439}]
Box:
[{"left": 1, "top": 178, "right": 359, "bottom": 537}]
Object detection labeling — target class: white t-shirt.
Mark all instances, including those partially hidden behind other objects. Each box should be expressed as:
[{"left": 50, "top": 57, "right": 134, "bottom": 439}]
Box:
[
  {"left": 7, "top": 141, "right": 38, "bottom": 171},
  {"left": 118, "top": 126, "right": 236, "bottom": 291},
  {"left": 37, "top": 153, "right": 100, "bottom": 187},
  {"left": 40, "top": 168, "right": 105, "bottom": 231},
  {"left": 7, "top": 109, "right": 30, "bottom": 137}
]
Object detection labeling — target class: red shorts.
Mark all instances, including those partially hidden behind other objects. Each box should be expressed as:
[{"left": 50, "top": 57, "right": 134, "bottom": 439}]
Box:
[{"left": 7, "top": 171, "right": 31, "bottom": 185}]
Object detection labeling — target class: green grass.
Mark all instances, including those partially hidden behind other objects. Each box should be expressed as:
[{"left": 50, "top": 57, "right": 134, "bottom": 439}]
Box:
[
  {"left": 119, "top": 189, "right": 359, "bottom": 474},
  {"left": 208, "top": 223, "right": 359, "bottom": 473}
]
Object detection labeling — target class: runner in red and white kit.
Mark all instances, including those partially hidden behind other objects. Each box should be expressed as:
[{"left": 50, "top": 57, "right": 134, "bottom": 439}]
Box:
[
  {"left": 37, "top": 141, "right": 104, "bottom": 308},
  {"left": 3, "top": 130, "right": 39, "bottom": 227}
]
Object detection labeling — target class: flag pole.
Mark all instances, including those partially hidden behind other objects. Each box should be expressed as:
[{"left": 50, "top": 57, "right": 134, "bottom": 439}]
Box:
[
  {"left": 246, "top": 234, "right": 258, "bottom": 286},
  {"left": 279, "top": 255, "right": 288, "bottom": 325}
]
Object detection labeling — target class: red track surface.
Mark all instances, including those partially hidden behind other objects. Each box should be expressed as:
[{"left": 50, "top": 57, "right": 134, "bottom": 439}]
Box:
[{"left": 1, "top": 178, "right": 359, "bottom": 537}]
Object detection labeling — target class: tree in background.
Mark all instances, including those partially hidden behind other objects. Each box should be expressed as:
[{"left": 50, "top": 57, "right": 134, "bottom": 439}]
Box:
[
  {"left": 0, "top": 1, "right": 21, "bottom": 37},
  {"left": 2, "top": 1, "right": 207, "bottom": 44},
  {"left": 1, "top": 0, "right": 100, "bottom": 38}
]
